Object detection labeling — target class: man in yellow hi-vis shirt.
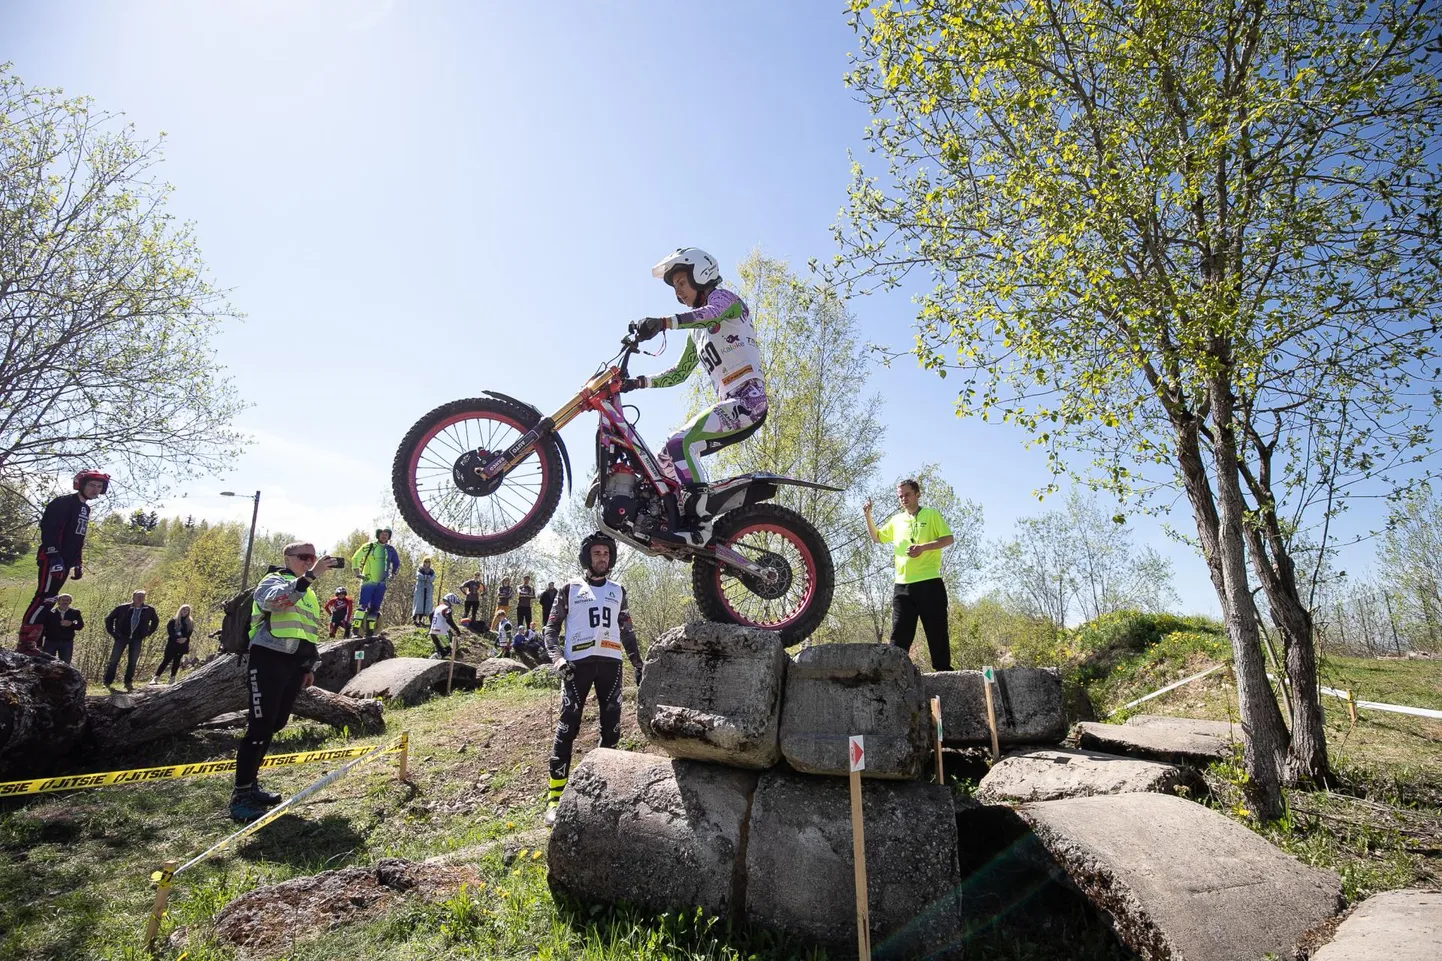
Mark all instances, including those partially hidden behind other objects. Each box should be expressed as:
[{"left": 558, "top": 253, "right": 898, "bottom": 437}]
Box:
[{"left": 864, "top": 478, "right": 955, "bottom": 671}]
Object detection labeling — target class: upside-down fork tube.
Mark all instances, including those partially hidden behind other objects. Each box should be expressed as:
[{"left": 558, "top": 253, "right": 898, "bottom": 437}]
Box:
[{"left": 476, "top": 387, "right": 597, "bottom": 494}]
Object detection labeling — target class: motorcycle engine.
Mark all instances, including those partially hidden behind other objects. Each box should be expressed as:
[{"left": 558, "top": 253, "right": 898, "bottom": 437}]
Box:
[{"left": 601, "top": 466, "right": 639, "bottom": 530}]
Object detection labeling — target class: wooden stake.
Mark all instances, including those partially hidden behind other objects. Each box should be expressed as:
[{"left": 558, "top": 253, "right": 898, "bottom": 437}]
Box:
[
  {"left": 930, "top": 696, "right": 944, "bottom": 784},
  {"left": 982, "top": 666, "right": 1000, "bottom": 761},
  {"left": 143, "top": 859, "right": 176, "bottom": 951},
  {"left": 398, "top": 731, "right": 409, "bottom": 782},
  {"left": 447, "top": 643, "right": 457, "bottom": 695},
  {"left": 848, "top": 766, "right": 871, "bottom": 961},
  {"left": 1347, "top": 690, "right": 1358, "bottom": 728}
]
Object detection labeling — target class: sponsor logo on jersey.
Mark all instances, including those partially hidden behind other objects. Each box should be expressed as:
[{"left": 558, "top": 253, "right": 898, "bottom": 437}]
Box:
[
  {"left": 725, "top": 333, "right": 740, "bottom": 344},
  {"left": 600, "top": 639, "right": 623, "bottom": 651},
  {"left": 722, "top": 364, "right": 755, "bottom": 386},
  {"left": 571, "top": 639, "right": 595, "bottom": 652}
]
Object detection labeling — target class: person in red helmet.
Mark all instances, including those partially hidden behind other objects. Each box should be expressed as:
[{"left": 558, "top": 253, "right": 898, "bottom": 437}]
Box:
[{"left": 16, "top": 470, "right": 108, "bottom": 656}]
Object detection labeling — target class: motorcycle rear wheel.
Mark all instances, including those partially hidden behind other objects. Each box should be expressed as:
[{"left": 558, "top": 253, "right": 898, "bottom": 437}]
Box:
[
  {"left": 691, "top": 503, "right": 834, "bottom": 646},
  {"left": 392, "top": 397, "right": 563, "bottom": 556}
]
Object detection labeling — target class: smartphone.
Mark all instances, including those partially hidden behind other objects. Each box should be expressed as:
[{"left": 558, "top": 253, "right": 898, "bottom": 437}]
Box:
[{"left": 328, "top": 557, "right": 347, "bottom": 570}]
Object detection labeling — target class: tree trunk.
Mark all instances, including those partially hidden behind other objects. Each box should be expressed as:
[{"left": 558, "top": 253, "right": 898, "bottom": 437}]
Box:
[
  {"left": 85, "top": 652, "right": 384, "bottom": 754},
  {"left": 1240, "top": 520, "right": 1331, "bottom": 787},
  {"left": 1202, "top": 378, "right": 1290, "bottom": 818}
]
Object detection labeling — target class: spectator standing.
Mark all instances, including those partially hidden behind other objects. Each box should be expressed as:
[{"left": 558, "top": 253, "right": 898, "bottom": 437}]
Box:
[
  {"left": 103, "top": 590, "right": 159, "bottom": 691},
  {"left": 459, "top": 573, "right": 484, "bottom": 624},
  {"left": 324, "top": 587, "right": 354, "bottom": 638},
  {"left": 544, "top": 531, "right": 644, "bottom": 825},
  {"left": 538, "top": 581, "right": 558, "bottom": 626},
  {"left": 152, "top": 604, "right": 194, "bottom": 684},
  {"left": 16, "top": 470, "right": 108, "bottom": 655},
  {"left": 41, "top": 594, "right": 84, "bottom": 663},
  {"left": 429, "top": 592, "right": 461, "bottom": 658},
  {"left": 230, "top": 541, "right": 336, "bottom": 822},
  {"left": 412, "top": 557, "right": 436, "bottom": 626},
  {"left": 490, "top": 576, "right": 514, "bottom": 632},
  {"left": 350, "top": 528, "right": 400, "bottom": 638},
  {"left": 516, "top": 575, "right": 536, "bottom": 628},
  {"left": 864, "top": 479, "right": 956, "bottom": 672}
]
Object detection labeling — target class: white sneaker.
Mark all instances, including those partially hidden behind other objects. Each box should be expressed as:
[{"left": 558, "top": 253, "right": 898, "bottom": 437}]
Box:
[{"left": 544, "top": 802, "right": 559, "bottom": 826}]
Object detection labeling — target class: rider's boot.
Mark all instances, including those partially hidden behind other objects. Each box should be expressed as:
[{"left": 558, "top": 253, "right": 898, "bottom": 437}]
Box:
[{"left": 653, "top": 485, "right": 714, "bottom": 548}]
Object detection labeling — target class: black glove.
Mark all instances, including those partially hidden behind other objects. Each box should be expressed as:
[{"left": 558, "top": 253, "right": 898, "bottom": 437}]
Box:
[
  {"left": 634, "top": 317, "right": 667, "bottom": 342},
  {"left": 621, "top": 376, "right": 647, "bottom": 392},
  {"left": 632, "top": 660, "right": 644, "bottom": 684},
  {"left": 554, "top": 659, "right": 574, "bottom": 681}
]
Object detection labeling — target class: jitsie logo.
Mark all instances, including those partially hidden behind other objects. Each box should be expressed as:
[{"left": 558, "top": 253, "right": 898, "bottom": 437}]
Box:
[{"left": 249, "top": 669, "right": 264, "bottom": 719}]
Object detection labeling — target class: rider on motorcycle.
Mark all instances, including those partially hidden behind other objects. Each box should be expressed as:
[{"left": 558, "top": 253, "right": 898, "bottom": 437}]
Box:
[{"left": 625, "top": 247, "right": 769, "bottom": 547}]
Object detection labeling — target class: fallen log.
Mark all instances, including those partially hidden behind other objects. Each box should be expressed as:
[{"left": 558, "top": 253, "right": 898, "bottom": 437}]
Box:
[
  {"left": 85, "top": 653, "right": 384, "bottom": 753},
  {"left": 0, "top": 651, "right": 89, "bottom": 778}
]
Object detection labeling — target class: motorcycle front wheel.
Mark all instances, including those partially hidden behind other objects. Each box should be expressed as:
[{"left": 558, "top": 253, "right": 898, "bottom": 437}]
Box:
[
  {"left": 691, "top": 503, "right": 834, "bottom": 646},
  {"left": 392, "top": 397, "right": 563, "bottom": 556}
]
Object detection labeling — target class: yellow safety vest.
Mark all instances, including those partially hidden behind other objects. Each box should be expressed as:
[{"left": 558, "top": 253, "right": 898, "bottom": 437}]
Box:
[{"left": 249, "top": 573, "right": 322, "bottom": 641}]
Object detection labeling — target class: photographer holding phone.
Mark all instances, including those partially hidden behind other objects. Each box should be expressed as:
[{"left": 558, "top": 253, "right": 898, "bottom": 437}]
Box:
[{"left": 229, "top": 541, "right": 339, "bottom": 822}]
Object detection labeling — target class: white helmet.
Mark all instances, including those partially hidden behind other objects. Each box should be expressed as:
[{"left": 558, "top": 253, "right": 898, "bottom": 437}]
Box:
[
  {"left": 442, "top": 592, "right": 460, "bottom": 605},
  {"left": 652, "top": 247, "right": 720, "bottom": 288}
]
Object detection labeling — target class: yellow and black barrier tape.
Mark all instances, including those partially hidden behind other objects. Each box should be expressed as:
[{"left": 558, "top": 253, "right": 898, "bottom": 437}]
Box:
[
  {"left": 0, "top": 741, "right": 400, "bottom": 797},
  {"left": 173, "top": 732, "right": 407, "bottom": 875}
]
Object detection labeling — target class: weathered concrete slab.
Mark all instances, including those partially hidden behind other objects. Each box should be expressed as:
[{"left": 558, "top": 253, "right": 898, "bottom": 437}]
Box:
[
  {"left": 547, "top": 748, "right": 757, "bottom": 920},
  {"left": 975, "top": 747, "right": 1206, "bottom": 804},
  {"left": 779, "top": 643, "right": 929, "bottom": 779},
  {"left": 312, "top": 636, "right": 396, "bottom": 693},
  {"left": 340, "top": 657, "right": 476, "bottom": 705},
  {"left": 637, "top": 621, "right": 788, "bottom": 769},
  {"left": 1124, "top": 714, "right": 1241, "bottom": 740},
  {"left": 745, "top": 768, "right": 961, "bottom": 958},
  {"left": 1075, "top": 720, "right": 1235, "bottom": 765},
  {"left": 1018, "top": 793, "right": 1343, "bottom": 961},
  {"left": 924, "top": 668, "right": 1066, "bottom": 746},
  {"left": 1311, "top": 888, "right": 1441, "bottom": 961}
]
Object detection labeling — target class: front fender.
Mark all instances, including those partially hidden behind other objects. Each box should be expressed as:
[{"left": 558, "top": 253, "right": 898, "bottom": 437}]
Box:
[{"left": 483, "top": 390, "right": 573, "bottom": 495}]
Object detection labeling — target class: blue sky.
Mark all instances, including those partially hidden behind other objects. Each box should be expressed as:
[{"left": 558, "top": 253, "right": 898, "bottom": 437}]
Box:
[{"left": 5, "top": 0, "right": 1334, "bottom": 616}]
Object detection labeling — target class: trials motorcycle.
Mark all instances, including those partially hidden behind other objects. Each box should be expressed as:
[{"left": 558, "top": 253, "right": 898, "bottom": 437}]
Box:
[{"left": 392, "top": 325, "right": 838, "bottom": 645}]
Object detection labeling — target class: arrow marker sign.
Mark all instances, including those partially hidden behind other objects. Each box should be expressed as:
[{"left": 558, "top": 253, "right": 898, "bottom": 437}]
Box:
[{"left": 849, "top": 735, "right": 865, "bottom": 772}]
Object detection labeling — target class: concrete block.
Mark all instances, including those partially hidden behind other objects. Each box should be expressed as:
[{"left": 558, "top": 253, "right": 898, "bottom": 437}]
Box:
[
  {"left": 1075, "top": 719, "right": 1235, "bottom": 765},
  {"left": 744, "top": 768, "right": 961, "bottom": 958},
  {"left": 547, "top": 748, "right": 757, "bottom": 920},
  {"left": 922, "top": 668, "right": 1066, "bottom": 746},
  {"left": 340, "top": 657, "right": 476, "bottom": 705},
  {"left": 637, "top": 621, "right": 788, "bottom": 769},
  {"left": 1311, "top": 889, "right": 1441, "bottom": 961},
  {"left": 779, "top": 643, "right": 929, "bottom": 779}
]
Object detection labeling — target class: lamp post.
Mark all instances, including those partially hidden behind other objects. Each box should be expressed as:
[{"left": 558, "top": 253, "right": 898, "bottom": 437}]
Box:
[{"left": 221, "top": 490, "right": 261, "bottom": 591}]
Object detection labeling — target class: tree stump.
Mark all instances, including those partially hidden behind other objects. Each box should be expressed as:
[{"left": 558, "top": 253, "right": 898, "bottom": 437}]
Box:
[
  {"left": 0, "top": 651, "right": 88, "bottom": 778},
  {"left": 85, "top": 653, "right": 384, "bottom": 754}
]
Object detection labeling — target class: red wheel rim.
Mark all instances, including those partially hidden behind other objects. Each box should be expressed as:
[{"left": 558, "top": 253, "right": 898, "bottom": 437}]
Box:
[
  {"left": 712, "top": 521, "right": 818, "bottom": 631},
  {"left": 407, "top": 409, "right": 550, "bottom": 546}
]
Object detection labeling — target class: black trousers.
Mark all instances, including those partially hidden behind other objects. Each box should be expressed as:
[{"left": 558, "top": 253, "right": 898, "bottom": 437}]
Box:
[
  {"left": 235, "top": 645, "right": 308, "bottom": 788},
  {"left": 516, "top": 604, "right": 532, "bottom": 628},
  {"left": 155, "top": 639, "right": 190, "bottom": 679},
  {"left": 20, "top": 561, "right": 69, "bottom": 636},
  {"left": 104, "top": 635, "right": 144, "bottom": 686},
  {"left": 549, "top": 658, "right": 623, "bottom": 782},
  {"left": 891, "top": 578, "right": 952, "bottom": 671},
  {"left": 463, "top": 598, "right": 480, "bottom": 621}
]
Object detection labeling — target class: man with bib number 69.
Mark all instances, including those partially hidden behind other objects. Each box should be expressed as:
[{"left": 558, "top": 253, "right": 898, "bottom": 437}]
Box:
[{"left": 542, "top": 531, "right": 644, "bottom": 825}]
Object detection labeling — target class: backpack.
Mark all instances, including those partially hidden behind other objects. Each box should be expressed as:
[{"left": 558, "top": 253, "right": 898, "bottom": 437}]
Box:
[{"left": 219, "top": 588, "right": 261, "bottom": 654}]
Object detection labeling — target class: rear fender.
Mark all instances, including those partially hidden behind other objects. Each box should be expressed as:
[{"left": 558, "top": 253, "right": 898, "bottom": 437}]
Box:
[
  {"left": 708, "top": 472, "right": 843, "bottom": 517},
  {"left": 483, "top": 390, "right": 573, "bottom": 495}
]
